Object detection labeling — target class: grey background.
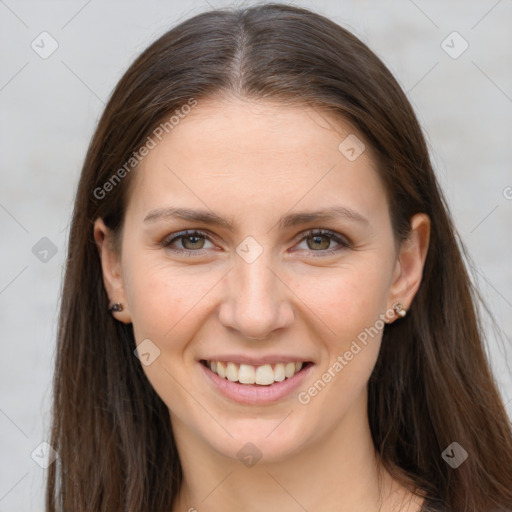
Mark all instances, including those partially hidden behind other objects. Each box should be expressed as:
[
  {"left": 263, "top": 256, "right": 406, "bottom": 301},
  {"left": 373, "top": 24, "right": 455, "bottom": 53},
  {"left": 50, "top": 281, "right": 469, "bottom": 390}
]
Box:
[{"left": 1, "top": 0, "right": 511, "bottom": 510}]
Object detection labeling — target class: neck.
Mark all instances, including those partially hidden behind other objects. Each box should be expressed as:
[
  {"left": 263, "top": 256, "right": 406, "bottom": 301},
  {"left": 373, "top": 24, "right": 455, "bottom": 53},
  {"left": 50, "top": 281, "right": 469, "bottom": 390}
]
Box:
[{"left": 170, "top": 394, "right": 422, "bottom": 512}]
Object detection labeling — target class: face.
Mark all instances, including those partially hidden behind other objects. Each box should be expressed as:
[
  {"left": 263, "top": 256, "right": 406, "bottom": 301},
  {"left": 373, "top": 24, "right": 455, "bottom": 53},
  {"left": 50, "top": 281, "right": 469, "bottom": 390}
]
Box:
[{"left": 95, "top": 96, "right": 429, "bottom": 463}]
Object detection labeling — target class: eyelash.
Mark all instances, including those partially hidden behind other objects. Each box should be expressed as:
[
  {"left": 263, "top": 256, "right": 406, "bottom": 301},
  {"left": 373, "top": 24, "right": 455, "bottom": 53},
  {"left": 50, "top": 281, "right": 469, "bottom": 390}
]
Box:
[{"left": 161, "top": 229, "right": 351, "bottom": 257}]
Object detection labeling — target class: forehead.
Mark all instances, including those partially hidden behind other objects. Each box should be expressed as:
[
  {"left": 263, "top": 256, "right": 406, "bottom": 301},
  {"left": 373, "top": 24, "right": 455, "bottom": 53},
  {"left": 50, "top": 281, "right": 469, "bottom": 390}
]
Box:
[{"left": 126, "top": 97, "right": 386, "bottom": 224}]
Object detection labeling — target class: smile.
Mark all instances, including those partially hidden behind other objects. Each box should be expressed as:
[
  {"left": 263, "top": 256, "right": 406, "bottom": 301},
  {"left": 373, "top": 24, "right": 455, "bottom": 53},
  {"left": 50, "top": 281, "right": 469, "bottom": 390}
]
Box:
[
  {"left": 199, "top": 359, "right": 314, "bottom": 404},
  {"left": 203, "top": 360, "right": 307, "bottom": 385}
]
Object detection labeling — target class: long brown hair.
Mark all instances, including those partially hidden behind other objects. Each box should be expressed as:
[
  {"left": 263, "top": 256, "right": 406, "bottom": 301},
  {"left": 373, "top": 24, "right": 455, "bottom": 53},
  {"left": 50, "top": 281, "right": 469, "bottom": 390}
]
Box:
[{"left": 46, "top": 4, "right": 512, "bottom": 511}]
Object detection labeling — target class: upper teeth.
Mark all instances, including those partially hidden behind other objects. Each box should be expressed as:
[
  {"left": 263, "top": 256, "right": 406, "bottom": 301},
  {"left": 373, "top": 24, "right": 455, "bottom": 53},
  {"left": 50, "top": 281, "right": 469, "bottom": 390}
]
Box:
[{"left": 207, "top": 361, "right": 304, "bottom": 385}]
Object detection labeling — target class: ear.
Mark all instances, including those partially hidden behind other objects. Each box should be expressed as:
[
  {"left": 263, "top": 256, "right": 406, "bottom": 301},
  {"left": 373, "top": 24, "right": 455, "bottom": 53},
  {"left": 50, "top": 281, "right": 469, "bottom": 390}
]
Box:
[
  {"left": 93, "top": 217, "right": 132, "bottom": 324},
  {"left": 386, "top": 213, "right": 430, "bottom": 322}
]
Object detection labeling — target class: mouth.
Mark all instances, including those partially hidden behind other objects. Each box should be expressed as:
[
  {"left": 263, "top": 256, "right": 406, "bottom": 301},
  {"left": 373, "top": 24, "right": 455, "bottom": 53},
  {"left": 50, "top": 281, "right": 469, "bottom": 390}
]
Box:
[
  {"left": 200, "top": 359, "right": 313, "bottom": 386},
  {"left": 199, "top": 358, "right": 314, "bottom": 404}
]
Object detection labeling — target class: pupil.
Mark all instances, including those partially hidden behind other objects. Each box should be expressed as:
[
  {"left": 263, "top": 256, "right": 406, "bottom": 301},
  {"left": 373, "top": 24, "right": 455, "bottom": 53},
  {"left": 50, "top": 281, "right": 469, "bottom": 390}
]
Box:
[
  {"left": 309, "top": 235, "right": 329, "bottom": 250},
  {"left": 184, "top": 235, "right": 203, "bottom": 249}
]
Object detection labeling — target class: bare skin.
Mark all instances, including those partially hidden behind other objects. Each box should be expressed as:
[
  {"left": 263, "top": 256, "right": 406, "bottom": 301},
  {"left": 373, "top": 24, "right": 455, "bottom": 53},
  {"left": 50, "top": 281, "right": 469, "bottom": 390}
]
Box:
[{"left": 94, "top": 96, "right": 430, "bottom": 512}]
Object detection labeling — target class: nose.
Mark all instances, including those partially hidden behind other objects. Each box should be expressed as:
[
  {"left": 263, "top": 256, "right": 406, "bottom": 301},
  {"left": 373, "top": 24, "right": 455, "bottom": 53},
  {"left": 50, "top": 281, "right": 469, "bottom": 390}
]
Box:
[{"left": 218, "top": 252, "right": 294, "bottom": 341}]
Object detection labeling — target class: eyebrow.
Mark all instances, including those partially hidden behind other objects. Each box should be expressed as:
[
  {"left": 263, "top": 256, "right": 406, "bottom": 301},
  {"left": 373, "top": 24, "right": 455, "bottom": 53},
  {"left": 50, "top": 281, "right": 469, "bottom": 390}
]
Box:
[{"left": 143, "top": 205, "right": 368, "bottom": 230}]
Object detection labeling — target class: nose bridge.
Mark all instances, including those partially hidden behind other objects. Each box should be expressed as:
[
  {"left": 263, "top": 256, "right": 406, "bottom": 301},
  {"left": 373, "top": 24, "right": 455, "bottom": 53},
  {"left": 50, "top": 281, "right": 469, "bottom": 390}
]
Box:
[
  {"left": 219, "top": 241, "right": 293, "bottom": 339},
  {"left": 238, "top": 252, "right": 278, "bottom": 307}
]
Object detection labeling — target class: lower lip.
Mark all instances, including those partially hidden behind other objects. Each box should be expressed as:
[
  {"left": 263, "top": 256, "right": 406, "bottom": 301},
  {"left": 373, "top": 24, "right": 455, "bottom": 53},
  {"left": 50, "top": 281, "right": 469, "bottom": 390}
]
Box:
[{"left": 199, "top": 361, "right": 314, "bottom": 405}]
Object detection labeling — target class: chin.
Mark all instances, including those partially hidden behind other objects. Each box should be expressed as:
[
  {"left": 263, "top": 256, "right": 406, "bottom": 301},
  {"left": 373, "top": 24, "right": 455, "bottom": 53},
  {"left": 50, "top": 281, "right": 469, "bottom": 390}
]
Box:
[{"left": 202, "top": 416, "right": 312, "bottom": 465}]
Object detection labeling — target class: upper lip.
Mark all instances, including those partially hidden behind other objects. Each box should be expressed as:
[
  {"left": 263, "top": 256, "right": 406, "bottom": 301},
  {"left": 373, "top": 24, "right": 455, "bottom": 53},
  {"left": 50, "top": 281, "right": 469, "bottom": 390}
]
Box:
[{"left": 200, "top": 355, "right": 313, "bottom": 366}]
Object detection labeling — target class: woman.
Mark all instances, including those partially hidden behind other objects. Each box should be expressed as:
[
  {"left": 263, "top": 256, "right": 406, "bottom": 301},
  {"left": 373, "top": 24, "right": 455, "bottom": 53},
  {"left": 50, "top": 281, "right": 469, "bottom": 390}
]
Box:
[{"left": 46, "top": 3, "right": 512, "bottom": 511}]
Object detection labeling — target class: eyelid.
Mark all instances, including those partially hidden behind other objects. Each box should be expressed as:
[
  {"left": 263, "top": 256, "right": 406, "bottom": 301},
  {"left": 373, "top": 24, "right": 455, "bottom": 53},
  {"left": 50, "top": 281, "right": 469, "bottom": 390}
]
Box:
[
  {"left": 162, "top": 229, "right": 215, "bottom": 253},
  {"left": 162, "top": 228, "right": 352, "bottom": 255},
  {"left": 292, "top": 228, "right": 352, "bottom": 252}
]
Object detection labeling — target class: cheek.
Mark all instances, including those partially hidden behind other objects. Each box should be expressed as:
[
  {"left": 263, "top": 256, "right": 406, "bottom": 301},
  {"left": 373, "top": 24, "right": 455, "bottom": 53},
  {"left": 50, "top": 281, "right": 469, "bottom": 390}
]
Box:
[
  {"left": 289, "top": 260, "right": 392, "bottom": 344},
  {"left": 290, "top": 261, "right": 391, "bottom": 401},
  {"left": 295, "top": 274, "right": 387, "bottom": 413},
  {"left": 123, "top": 254, "right": 222, "bottom": 344},
  {"left": 121, "top": 256, "right": 217, "bottom": 415}
]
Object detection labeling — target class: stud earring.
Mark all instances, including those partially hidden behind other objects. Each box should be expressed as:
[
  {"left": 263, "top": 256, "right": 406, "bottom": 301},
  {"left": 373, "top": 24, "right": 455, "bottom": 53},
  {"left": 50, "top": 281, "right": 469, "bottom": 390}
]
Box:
[
  {"left": 393, "top": 302, "right": 407, "bottom": 318},
  {"left": 108, "top": 302, "right": 123, "bottom": 313}
]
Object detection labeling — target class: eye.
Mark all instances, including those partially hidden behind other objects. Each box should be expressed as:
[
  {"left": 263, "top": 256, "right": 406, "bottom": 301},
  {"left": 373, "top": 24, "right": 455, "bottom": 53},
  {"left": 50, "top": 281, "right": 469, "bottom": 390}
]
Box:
[
  {"left": 162, "top": 230, "right": 214, "bottom": 254},
  {"left": 294, "top": 229, "right": 351, "bottom": 255},
  {"left": 162, "top": 228, "right": 351, "bottom": 256}
]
